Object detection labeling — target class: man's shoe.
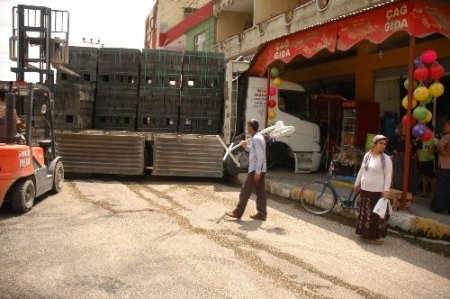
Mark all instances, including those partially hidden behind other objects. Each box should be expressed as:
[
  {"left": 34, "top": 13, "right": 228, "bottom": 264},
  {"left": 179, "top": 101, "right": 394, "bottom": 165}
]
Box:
[
  {"left": 225, "top": 210, "right": 242, "bottom": 220},
  {"left": 250, "top": 212, "right": 266, "bottom": 221}
]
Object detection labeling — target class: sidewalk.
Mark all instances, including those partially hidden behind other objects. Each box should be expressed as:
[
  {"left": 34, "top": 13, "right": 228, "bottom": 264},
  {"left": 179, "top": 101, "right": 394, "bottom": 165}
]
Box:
[{"left": 234, "top": 169, "right": 450, "bottom": 240}]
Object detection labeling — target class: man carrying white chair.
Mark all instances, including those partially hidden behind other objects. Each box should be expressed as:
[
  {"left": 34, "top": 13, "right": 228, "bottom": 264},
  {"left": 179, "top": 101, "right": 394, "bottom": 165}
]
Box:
[{"left": 226, "top": 119, "right": 268, "bottom": 221}]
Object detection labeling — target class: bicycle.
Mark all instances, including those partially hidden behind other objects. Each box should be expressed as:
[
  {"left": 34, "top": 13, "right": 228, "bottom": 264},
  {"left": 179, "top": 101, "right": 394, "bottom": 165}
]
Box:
[{"left": 300, "top": 161, "right": 361, "bottom": 215}]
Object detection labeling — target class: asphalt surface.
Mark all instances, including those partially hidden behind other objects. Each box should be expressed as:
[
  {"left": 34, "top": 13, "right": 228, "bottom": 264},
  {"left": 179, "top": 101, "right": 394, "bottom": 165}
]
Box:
[{"left": 0, "top": 176, "right": 449, "bottom": 299}]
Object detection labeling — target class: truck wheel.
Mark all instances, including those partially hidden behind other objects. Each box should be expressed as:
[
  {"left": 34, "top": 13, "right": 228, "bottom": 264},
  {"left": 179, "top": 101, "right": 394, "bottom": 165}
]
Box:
[
  {"left": 224, "top": 148, "right": 248, "bottom": 177},
  {"left": 52, "top": 161, "right": 64, "bottom": 193},
  {"left": 11, "top": 179, "right": 36, "bottom": 213},
  {"left": 267, "top": 143, "right": 294, "bottom": 169}
]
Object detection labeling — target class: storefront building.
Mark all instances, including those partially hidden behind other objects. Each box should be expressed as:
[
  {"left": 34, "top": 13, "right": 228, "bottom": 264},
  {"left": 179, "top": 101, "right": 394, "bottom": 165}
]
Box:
[
  {"left": 214, "top": 0, "right": 449, "bottom": 145},
  {"left": 247, "top": 0, "right": 449, "bottom": 140}
]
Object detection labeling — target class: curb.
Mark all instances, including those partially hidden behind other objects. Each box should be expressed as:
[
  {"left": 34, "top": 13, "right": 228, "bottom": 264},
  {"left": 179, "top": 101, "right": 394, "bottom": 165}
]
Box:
[{"left": 235, "top": 173, "right": 450, "bottom": 240}]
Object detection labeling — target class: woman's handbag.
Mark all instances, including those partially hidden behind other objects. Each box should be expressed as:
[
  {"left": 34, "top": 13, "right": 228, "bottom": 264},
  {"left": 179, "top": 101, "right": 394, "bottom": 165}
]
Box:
[{"left": 373, "top": 197, "right": 392, "bottom": 219}]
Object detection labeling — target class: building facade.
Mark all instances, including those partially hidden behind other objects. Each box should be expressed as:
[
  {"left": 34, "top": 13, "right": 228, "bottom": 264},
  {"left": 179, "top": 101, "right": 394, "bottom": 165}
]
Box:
[
  {"left": 185, "top": 17, "right": 216, "bottom": 52},
  {"left": 144, "top": 0, "right": 214, "bottom": 51}
]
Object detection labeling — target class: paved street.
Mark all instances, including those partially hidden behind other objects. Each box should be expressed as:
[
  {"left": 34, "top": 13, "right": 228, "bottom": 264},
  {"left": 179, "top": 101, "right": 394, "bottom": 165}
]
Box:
[{"left": 1, "top": 177, "right": 449, "bottom": 299}]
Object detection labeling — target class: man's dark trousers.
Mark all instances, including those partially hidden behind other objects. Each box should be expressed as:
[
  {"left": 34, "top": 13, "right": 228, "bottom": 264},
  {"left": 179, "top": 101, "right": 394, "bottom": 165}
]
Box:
[{"left": 235, "top": 172, "right": 267, "bottom": 216}]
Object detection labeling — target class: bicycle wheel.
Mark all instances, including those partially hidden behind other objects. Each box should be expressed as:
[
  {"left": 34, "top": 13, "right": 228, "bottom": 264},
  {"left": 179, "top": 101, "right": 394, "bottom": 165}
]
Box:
[{"left": 300, "top": 182, "right": 336, "bottom": 215}]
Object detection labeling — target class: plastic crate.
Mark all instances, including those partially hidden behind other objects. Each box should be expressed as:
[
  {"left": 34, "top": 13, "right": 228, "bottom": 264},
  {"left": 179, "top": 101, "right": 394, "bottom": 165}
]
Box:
[
  {"left": 98, "top": 48, "right": 141, "bottom": 73},
  {"left": 136, "top": 111, "right": 178, "bottom": 133},
  {"left": 94, "top": 112, "right": 136, "bottom": 131},
  {"left": 178, "top": 116, "right": 221, "bottom": 134},
  {"left": 67, "top": 46, "right": 99, "bottom": 70}
]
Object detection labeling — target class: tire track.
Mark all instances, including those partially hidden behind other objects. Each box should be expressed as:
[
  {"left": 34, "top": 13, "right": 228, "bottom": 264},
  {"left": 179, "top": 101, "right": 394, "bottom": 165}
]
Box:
[
  {"left": 127, "top": 182, "right": 389, "bottom": 299},
  {"left": 67, "top": 182, "right": 154, "bottom": 215}
]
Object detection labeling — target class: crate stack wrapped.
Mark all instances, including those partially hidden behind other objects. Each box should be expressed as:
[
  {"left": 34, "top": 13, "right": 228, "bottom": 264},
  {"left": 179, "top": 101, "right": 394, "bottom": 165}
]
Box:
[
  {"left": 138, "top": 50, "right": 182, "bottom": 132},
  {"left": 179, "top": 51, "right": 224, "bottom": 134},
  {"left": 95, "top": 48, "right": 140, "bottom": 130},
  {"left": 54, "top": 46, "right": 98, "bottom": 130}
]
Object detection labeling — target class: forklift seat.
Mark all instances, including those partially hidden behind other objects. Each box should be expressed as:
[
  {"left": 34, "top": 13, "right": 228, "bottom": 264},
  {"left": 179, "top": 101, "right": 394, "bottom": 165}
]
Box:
[{"left": 0, "top": 118, "right": 4, "bottom": 139}]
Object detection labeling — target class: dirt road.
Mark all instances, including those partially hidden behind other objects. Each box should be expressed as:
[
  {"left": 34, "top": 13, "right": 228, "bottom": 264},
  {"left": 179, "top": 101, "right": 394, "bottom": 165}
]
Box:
[{"left": 1, "top": 177, "right": 449, "bottom": 298}]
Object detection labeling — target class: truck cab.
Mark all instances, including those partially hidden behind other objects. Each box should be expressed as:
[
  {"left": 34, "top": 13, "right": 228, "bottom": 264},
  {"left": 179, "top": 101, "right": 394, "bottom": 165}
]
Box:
[
  {"left": 245, "top": 77, "right": 321, "bottom": 173},
  {"left": 223, "top": 60, "right": 321, "bottom": 175}
]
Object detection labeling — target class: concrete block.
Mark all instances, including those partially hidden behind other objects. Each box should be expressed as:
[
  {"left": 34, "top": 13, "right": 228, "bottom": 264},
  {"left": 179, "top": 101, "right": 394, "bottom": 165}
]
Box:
[
  {"left": 290, "top": 186, "right": 303, "bottom": 201},
  {"left": 270, "top": 181, "right": 293, "bottom": 199},
  {"left": 389, "top": 211, "right": 414, "bottom": 232},
  {"left": 412, "top": 217, "right": 450, "bottom": 240}
]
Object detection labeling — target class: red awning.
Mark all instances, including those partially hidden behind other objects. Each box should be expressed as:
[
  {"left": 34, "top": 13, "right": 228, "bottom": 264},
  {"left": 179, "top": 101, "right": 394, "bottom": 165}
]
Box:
[{"left": 249, "top": 0, "right": 450, "bottom": 76}]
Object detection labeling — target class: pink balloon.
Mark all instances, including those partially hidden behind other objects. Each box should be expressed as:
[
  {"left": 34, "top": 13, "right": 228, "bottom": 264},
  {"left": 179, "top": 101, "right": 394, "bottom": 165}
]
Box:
[
  {"left": 420, "top": 128, "right": 433, "bottom": 141},
  {"left": 421, "top": 50, "right": 438, "bottom": 65},
  {"left": 269, "top": 87, "right": 277, "bottom": 96},
  {"left": 429, "top": 63, "right": 445, "bottom": 80},
  {"left": 413, "top": 66, "right": 429, "bottom": 81}
]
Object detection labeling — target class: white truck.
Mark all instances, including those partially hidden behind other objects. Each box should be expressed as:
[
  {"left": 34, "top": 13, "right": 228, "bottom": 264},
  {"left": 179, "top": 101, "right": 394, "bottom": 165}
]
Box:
[{"left": 222, "top": 61, "right": 321, "bottom": 175}]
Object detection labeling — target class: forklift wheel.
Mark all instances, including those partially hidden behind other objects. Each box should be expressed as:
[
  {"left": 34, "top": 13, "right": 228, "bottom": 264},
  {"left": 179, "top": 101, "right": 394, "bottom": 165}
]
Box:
[
  {"left": 11, "top": 179, "right": 36, "bottom": 213},
  {"left": 52, "top": 161, "right": 64, "bottom": 193}
]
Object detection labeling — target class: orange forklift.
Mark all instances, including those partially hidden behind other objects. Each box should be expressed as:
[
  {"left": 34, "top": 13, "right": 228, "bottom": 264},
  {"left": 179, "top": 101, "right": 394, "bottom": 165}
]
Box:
[
  {"left": 0, "top": 83, "right": 64, "bottom": 212},
  {"left": 0, "top": 5, "right": 69, "bottom": 212}
]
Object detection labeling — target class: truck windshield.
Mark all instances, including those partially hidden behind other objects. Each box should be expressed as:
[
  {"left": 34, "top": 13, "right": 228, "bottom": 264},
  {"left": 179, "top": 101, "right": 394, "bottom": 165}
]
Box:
[{"left": 278, "top": 89, "right": 312, "bottom": 121}]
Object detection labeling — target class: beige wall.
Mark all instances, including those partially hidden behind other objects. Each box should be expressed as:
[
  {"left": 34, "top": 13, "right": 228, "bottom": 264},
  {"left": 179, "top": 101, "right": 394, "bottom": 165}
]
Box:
[
  {"left": 158, "top": 0, "right": 209, "bottom": 32},
  {"left": 254, "top": 0, "right": 306, "bottom": 24},
  {"left": 217, "top": 11, "right": 253, "bottom": 42}
]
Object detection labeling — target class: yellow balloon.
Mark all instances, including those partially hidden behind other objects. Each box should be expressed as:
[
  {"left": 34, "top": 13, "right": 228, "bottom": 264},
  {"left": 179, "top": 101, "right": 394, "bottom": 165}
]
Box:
[
  {"left": 414, "top": 86, "right": 430, "bottom": 102},
  {"left": 419, "top": 111, "right": 433, "bottom": 124},
  {"left": 429, "top": 82, "right": 445, "bottom": 98},
  {"left": 402, "top": 96, "right": 417, "bottom": 109},
  {"left": 273, "top": 78, "right": 282, "bottom": 87},
  {"left": 268, "top": 111, "right": 276, "bottom": 120}
]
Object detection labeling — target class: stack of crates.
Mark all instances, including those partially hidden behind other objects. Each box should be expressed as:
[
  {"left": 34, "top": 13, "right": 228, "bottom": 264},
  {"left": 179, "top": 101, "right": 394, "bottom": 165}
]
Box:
[
  {"left": 138, "top": 50, "right": 182, "bottom": 132},
  {"left": 55, "top": 46, "right": 98, "bottom": 130},
  {"left": 54, "top": 84, "right": 95, "bottom": 130},
  {"left": 179, "top": 51, "right": 224, "bottom": 134},
  {"left": 95, "top": 48, "right": 140, "bottom": 130}
]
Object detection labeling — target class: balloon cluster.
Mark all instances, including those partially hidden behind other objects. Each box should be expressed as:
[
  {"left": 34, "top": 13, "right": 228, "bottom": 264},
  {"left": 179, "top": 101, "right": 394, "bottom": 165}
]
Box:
[
  {"left": 268, "top": 67, "right": 282, "bottom": 125},
  {"left": 402, "top": 49, "right": 445, "bottom": 142}
]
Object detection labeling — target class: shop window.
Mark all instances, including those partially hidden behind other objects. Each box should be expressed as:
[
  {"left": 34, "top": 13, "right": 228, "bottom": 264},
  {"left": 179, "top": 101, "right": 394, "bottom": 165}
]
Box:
[
  {"left": 194, "top": 32, "right": 206, "bottom": 52},
  {"left": 278, "top": 89, "right": 312, "bottom": 121}
]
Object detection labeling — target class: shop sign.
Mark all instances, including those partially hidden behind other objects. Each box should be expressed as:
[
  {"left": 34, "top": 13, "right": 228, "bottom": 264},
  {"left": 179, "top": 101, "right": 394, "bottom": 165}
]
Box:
[
  {"left": 249, "top": 0, "right": 450, "bottom": 76},
  {"left": 384, "top": 4, "right": 408, "bottom": 32},
  {"left": 252, "top": 88, "right": 267, "bottom": 117}
]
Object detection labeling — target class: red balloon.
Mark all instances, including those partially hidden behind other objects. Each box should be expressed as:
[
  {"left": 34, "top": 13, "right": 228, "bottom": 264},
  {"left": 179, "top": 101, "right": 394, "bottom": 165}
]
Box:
[
  {"left": 413, "top": 66, "right": 429, "bottom": 81},
  {"left": 421, "top": 50, "right": 437, "bottom": 65},
  {"left": 268, "top": 99, "right": 276, "bottom": 108},
  {"left": 401, "top": 114, "right": 417, "bottom": 126},
  {"left": 420, "top": 128, "right": 433, "bottom": 141},
  {"left": 429, "top": 63, "right": 445, "bottom": 80}
]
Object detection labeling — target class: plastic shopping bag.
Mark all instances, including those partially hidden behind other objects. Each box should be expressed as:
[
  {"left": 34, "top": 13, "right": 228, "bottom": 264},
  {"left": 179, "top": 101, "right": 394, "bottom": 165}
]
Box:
[{"left": 373, "top": 197, "right": 392, "bottom": 219}]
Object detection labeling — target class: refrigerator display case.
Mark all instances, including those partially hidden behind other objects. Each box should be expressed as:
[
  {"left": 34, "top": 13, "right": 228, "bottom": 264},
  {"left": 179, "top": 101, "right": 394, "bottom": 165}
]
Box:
[{"left": 341, "top": 100, "right": 380, "bottom": 148}]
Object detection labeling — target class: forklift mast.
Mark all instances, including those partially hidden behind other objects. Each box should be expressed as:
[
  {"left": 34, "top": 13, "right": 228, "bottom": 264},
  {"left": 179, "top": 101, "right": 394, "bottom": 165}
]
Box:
[
  {"left": 10, "top": 5, "right": 70, "bottom": 84},
  {"left": 8, "top": 5, "right": 69, "bottom": 156}
]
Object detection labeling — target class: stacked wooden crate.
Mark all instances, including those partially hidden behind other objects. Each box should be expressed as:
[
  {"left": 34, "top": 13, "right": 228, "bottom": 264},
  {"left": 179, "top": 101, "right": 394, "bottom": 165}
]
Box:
[{"left": 389, "top": 188, "right": 413, "bottom": 210}]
